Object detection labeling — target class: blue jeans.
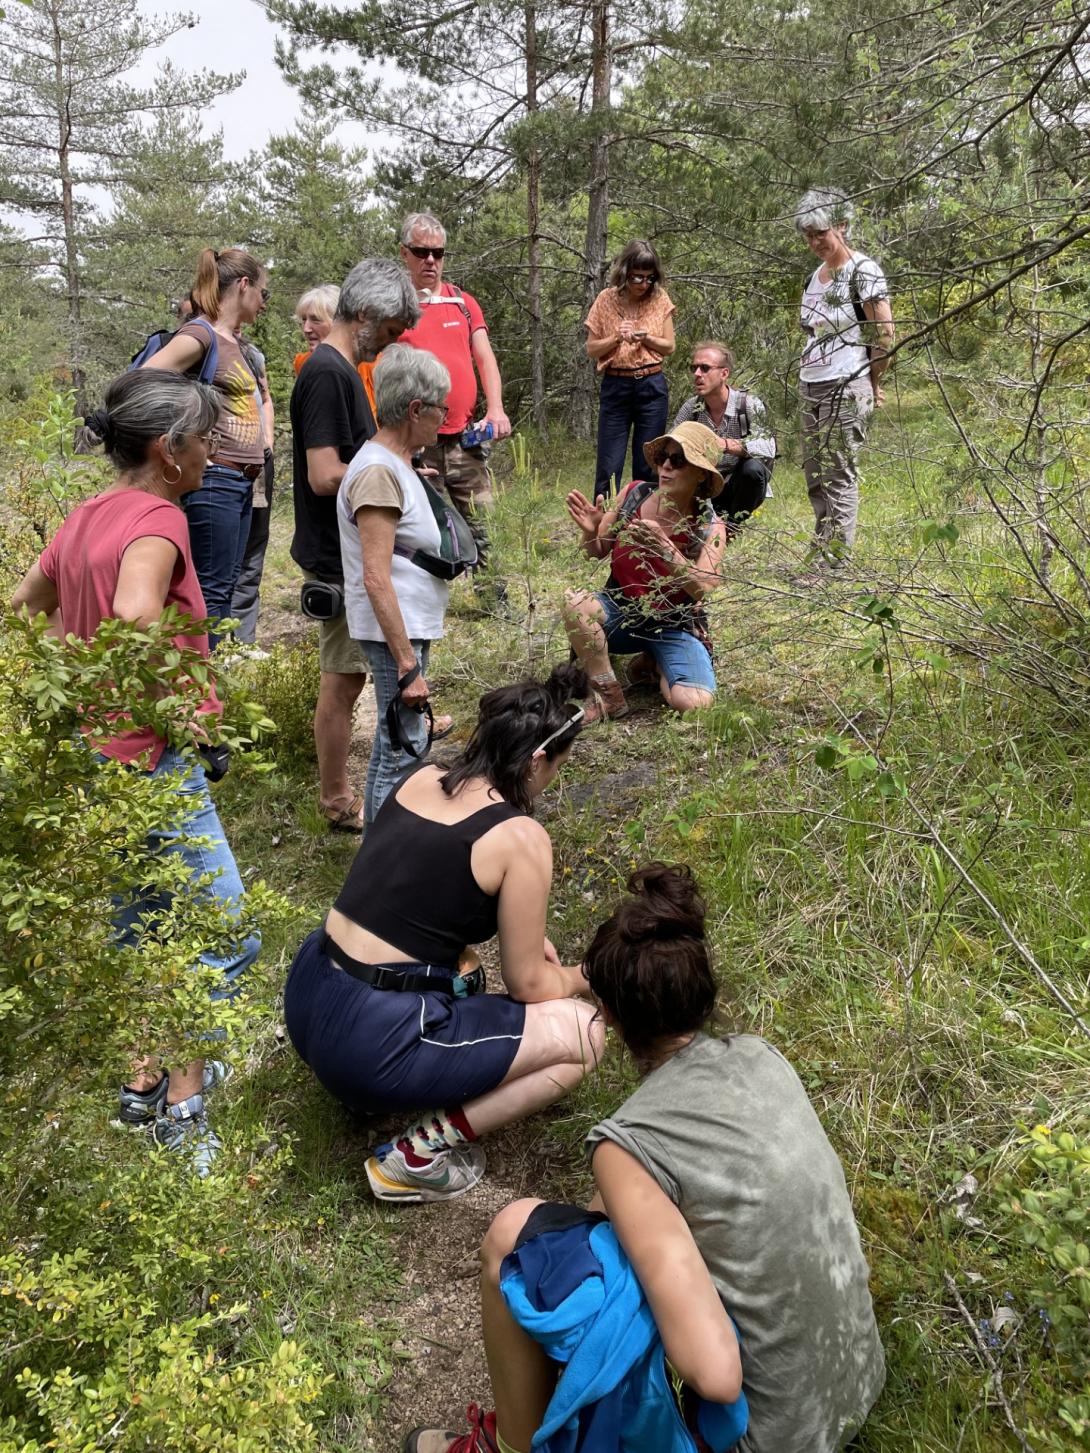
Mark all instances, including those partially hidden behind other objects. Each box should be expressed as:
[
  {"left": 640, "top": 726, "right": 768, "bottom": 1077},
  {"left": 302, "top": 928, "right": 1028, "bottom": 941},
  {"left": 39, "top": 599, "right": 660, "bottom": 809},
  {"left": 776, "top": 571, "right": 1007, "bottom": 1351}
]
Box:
[
  {"left": 359, "top": 639, "right": 431, "bottom": 825},
  {"left": 182, "top": 464, "right": 254, "bottom": 647},
  {"left": 597, "top": 591, "right": 716, "bottom": 693},
  {"left": 112, "top": 747, "right": 260, "bottom": 998},
  {"left": 595, "top": 371, "right": 669, "bottom": 497}
]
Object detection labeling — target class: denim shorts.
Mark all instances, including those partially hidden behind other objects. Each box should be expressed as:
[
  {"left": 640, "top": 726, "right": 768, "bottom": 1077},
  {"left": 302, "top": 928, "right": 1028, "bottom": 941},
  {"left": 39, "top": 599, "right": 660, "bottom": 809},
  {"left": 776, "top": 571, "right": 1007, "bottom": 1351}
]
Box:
[{"left": 597, "top": 592, "right": 716, "bottom": 693}]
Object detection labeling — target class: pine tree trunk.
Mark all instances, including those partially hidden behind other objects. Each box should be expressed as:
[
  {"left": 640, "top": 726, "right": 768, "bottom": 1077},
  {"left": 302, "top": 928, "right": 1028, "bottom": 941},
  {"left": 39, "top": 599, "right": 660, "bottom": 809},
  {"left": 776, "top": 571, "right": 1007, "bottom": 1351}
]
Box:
[
  {"left": 571, "top": 0, "right": 611, "bottom": 437},
  {"left": 50, "top": 0, "right": 87, "bottom": 416},
  {"left": 525, "top": 0, "right": 547, "bottom": 436}
]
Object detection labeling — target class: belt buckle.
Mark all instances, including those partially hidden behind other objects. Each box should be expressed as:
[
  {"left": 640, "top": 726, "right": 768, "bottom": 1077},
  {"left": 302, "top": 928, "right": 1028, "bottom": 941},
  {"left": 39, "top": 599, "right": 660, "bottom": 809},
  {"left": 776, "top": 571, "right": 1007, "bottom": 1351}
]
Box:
[{"left": 634, "top": 367, "right": 647, "bottom": 379}]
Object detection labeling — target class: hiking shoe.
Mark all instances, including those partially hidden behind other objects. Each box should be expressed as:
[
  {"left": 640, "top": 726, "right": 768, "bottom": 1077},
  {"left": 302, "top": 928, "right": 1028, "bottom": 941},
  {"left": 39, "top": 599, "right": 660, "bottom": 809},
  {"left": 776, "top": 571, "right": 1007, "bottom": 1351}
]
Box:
[
  {"left": 405, "top": 1405, "right": 499, "bottom": 1453},
  {"left": 365, "top": 1142, "right": 486, "bottom": 1204},
  {"left": 153, "top": 1093, "right": 222, "bottom": 1177},
  {"left": 584, "top": 676, "right": 629, "bottom": 724},
  {"left": 116, "top": 1074, "right": 168, "bottom": 1128},
  {"left": 115, "top": 1060, "right": 231, "bottom": 1130}
]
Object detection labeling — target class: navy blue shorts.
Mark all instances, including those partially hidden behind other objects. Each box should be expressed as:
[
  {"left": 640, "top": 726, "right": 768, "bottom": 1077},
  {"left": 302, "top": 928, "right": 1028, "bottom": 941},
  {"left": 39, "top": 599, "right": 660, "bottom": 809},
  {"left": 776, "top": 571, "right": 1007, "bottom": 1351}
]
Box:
[{"left": 284, "top": 928, "right": 526, "bottom": 1113}]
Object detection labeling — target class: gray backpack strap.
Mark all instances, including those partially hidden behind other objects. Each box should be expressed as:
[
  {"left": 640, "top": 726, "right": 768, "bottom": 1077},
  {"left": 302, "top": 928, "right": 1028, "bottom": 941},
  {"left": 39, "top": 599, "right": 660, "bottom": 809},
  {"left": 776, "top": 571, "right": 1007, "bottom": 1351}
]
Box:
[{"left": 734, "top": 389, "right": 750, "bottom": 438}]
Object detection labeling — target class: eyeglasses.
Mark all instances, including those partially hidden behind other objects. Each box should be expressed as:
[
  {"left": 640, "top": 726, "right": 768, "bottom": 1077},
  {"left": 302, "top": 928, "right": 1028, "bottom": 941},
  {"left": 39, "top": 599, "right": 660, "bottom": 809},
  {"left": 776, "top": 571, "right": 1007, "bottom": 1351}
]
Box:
[
  {"left": 629, "top": 273, "right": 655, "bottom": 284},
  {"left": 406, "top": 245, "right": 445, "bottom": 260},
  {"left": 420, "top": 400, "right": 449, "bottom": 421},
  {"left": 195, "top": 430, "right": 223, "bottom": 452},
  {"left": 258, "top": 287, "right": 270, "bottom": 303},
  {"left": 690, "top": 362, "right": 720, "bottom": 373},
  {"left": 659, "top": 450, "right": 688, "bottom": 470},
  {"left": 533, "top": 705, "right": 585, "bottom": 756}
]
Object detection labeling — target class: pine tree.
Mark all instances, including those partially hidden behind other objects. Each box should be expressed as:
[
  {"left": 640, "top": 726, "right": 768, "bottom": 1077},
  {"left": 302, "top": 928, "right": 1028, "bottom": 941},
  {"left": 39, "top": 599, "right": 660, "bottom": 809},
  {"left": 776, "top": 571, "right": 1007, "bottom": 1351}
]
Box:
[{"left": 0, "top": 0, "right": 238, "bottom": 410}]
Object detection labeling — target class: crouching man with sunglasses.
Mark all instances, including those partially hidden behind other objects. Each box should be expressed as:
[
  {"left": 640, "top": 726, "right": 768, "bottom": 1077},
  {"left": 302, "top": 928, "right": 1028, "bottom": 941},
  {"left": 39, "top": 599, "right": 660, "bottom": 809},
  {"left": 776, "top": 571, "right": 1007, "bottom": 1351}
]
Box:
[
  {"left": 671, "top": 341, "right": 776, "bottom": 536},
  {"left": 564, "top": 423, "right": 727, "bottom": 722}
]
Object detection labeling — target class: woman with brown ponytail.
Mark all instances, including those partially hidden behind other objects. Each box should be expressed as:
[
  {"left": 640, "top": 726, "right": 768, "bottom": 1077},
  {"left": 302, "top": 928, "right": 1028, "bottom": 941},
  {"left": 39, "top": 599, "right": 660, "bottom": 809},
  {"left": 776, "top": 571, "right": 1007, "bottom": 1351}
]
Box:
[
  {"left": 410, "top": 864, "right": 885, "bottom": 1453},
  {"left": 142, "top": 246, "right": 269, "bottom": 644}
]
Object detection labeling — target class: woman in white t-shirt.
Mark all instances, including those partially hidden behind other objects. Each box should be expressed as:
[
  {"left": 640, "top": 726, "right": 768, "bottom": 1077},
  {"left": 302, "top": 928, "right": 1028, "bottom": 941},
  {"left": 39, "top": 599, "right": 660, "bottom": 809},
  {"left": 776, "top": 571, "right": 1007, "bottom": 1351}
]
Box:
[
  {"left": 337, "top": 343, "right": 454, "bottom": 823},
  {"left": 795, "top": 188, "right": 895, "bottom": 569}
]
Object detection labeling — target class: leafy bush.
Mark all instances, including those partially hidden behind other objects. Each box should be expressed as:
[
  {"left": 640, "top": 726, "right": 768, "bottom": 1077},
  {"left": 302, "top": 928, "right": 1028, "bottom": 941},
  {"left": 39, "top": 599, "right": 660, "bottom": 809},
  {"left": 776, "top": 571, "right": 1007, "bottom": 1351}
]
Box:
[
  {"left": 1000, "top": 1125, "right": 1090, "bottom": 1446},
  {"left": 244, "top": 643, "right": 320, "bottom": 770},
  {"left": 0, "top": 612, "right": 323, "bottom": 1449}
]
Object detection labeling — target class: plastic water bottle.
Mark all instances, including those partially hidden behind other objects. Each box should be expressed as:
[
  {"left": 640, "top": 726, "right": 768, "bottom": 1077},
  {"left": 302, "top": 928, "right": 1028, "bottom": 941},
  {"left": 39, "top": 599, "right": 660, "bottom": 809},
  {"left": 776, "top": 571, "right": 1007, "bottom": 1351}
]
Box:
[{"left": 461, "top": 420, "right": 494, "bottom": 449}]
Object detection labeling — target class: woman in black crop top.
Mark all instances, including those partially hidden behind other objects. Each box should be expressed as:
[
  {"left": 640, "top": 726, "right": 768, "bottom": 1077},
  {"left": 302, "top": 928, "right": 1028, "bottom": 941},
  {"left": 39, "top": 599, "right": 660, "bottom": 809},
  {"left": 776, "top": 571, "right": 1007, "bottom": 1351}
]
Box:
[{"left": 284, "top": 665, "right": 605, "bottom": 1205}]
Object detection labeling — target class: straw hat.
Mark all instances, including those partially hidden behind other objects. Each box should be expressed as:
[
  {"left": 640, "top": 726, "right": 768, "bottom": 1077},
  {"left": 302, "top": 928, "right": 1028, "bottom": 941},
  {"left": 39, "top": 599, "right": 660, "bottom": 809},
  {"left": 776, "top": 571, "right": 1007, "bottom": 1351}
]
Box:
[{"left": 642, "top": 421, "right": 725, "bottom": 497}]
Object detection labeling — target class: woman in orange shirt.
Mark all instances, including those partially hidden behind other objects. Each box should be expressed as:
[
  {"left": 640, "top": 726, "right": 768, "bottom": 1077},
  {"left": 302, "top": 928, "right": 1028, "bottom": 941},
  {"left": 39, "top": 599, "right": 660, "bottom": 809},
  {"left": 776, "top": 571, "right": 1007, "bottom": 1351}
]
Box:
[
  {"left": 294, "top": 283, "right": 377, "bottom": 414},
  {"left": 585, "top": 240, "right": 676, "bottom": 498}
]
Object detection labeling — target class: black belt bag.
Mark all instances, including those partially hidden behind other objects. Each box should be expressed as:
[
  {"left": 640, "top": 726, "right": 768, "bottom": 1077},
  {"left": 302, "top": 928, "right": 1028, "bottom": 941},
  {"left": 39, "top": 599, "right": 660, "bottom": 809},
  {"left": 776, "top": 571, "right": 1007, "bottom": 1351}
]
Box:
[
  {"left": 321, "top": 932, "right": 484, "bottom": 998},
  {"left": 300, "top": 579, "right": 344, "bottom": 620}
]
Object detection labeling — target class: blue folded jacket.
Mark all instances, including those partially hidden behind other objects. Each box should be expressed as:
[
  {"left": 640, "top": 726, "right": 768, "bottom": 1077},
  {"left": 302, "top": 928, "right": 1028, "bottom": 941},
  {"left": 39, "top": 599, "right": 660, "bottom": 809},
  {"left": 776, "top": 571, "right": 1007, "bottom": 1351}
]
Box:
[{"left": 500, "top": 1218, "right": 748, "bottom": 1453}]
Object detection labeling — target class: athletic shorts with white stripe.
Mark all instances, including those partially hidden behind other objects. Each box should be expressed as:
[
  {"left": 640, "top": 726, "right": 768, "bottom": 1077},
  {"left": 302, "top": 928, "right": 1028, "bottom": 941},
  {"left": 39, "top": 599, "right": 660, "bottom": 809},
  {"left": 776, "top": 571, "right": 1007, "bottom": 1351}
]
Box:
[{"left": 284, "top": 928, "right": 525, "bottom": 1112}]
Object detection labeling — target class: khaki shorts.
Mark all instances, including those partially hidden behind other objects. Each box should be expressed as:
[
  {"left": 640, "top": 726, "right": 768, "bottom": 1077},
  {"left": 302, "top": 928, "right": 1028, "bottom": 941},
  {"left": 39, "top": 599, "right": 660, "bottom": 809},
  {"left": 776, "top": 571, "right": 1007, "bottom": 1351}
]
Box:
[{"left": 302, "top": 571, "right": 366, "bottom": 676}]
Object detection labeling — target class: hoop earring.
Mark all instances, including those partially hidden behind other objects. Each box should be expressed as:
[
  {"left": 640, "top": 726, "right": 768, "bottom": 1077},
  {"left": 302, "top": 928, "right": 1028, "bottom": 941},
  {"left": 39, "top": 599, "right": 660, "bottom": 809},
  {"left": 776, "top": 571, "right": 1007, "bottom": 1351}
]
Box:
[{"left": 161, "top": 462, "right": 183, "bottom": 486}]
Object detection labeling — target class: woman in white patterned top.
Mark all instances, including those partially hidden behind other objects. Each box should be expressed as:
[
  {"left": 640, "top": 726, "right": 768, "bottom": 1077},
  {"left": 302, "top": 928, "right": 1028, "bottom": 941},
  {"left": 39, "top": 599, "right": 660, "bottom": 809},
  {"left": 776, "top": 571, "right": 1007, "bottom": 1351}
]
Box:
[{"left": 795, "top": 188, "right": 895, "bottom": 568}]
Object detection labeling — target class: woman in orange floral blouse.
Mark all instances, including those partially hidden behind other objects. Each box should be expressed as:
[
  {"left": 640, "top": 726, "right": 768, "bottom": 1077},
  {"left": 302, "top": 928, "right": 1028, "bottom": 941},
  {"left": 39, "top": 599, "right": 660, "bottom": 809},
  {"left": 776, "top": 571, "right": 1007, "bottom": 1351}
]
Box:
[{"left": 585, "top": 240, "right": 675, "bottom": 497}]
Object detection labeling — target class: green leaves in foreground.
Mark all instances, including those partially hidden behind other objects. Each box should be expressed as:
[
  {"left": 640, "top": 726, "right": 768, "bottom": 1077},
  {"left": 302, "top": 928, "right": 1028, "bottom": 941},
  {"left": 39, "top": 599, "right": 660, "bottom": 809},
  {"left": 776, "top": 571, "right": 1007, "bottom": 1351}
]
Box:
[{"left": 813, "top": 733, "right": 907, "bottom": 797}]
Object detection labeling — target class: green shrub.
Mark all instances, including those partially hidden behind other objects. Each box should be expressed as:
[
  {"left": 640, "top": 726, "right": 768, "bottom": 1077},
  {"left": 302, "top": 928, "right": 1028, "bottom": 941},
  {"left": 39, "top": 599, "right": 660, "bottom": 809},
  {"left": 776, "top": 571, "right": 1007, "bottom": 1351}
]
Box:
[{"left": 244, "top": 643, "right": 320, "bottom": 770}]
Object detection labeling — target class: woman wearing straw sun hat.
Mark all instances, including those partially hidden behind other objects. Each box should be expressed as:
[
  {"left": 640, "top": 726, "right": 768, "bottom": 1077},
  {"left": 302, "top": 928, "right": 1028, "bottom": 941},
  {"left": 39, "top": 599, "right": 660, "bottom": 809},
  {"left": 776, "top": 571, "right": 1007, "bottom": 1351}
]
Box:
[{"left": 563, "top": 421, "right": 727, "bottom": 721}]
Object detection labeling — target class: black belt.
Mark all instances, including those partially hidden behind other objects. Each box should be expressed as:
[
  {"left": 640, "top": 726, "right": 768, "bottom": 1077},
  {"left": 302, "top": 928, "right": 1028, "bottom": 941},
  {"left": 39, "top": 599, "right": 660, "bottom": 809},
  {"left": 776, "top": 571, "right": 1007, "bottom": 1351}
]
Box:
[{"left": 320, "top": 932, "right": 483, "bottom": 998}]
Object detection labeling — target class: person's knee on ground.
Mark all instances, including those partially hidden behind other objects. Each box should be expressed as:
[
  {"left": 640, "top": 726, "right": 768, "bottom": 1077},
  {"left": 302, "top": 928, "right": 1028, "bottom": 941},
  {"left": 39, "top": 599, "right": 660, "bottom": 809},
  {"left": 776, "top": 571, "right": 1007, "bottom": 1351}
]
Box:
[{"left": 662, "top": 681, "right": 714, "bottom": 713}]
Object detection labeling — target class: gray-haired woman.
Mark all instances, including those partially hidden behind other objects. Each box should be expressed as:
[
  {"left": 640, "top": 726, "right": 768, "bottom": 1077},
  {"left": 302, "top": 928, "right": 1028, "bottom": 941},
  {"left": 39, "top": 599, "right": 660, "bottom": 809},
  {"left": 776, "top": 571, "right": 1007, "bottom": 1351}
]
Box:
[
  {"left": 795, "top": 188, "right": 895, "bottom": 570},
  {"left": 336, "top": 342, "right": 454, "bottom": 823},
  {"left": 10, "top": 369, "right": 259, "bottom": 1174},
  {"left": 293, "top": 283, "right": 341, "bottom": 374}
]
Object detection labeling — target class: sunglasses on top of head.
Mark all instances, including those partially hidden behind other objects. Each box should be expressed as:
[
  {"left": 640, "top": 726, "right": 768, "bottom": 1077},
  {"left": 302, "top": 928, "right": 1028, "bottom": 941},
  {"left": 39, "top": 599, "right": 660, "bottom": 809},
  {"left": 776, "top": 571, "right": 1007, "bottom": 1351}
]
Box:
[{"left": 406, "top": 245, "right": 445, "bottom": 260}]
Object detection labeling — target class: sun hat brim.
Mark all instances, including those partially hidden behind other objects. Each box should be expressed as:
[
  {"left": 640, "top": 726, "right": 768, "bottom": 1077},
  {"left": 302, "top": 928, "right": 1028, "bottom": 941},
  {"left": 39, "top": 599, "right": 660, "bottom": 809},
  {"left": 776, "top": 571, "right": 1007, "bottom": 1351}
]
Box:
[{"left": 642, "top": 426, "right": 725, "bottom": 496}]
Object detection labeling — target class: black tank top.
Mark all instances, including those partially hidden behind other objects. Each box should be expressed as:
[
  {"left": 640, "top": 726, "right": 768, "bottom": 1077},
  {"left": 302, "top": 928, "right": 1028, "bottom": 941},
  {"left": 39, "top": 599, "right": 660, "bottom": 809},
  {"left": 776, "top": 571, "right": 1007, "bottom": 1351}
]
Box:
[{"left": 332, "top": 774, "right": 525, "bottom": 967}]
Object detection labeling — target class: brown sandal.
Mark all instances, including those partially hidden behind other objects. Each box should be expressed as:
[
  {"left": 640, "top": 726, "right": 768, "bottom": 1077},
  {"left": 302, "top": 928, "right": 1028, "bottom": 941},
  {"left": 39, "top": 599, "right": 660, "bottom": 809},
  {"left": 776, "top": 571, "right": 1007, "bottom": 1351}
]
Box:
[{"left": 322, "top": 793, "right": 365, "bottom": 834}]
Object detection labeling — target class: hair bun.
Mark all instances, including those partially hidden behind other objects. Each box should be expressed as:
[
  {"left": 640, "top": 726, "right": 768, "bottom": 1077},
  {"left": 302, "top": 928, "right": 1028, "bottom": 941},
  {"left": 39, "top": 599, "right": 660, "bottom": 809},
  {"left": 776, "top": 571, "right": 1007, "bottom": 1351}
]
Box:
[
  {"left": 83, "top": 408, "right": 113, "bottom": 447},
  {"left": 619, "top": 862, "right": 706, "bottom": 940},
  {"left": 545, "top": 662, "right": 590, "bottom": 705}
]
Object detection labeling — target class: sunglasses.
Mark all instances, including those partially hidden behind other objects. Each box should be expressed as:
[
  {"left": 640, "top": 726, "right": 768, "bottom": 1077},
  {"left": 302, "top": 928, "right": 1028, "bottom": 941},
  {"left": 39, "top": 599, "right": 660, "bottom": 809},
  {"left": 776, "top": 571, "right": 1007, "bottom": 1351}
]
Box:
[
  {"left": 406, "top": 245, "right": 445, "bottom": 260},
  {"left": 629, "top": 273, "right": 655, "bottom": 284},
  {"left": 690, "top": 362, "right": 720, "bottom": 373},
  {"left": 659, "top": 450, "right": 688, "bottom": 470},
  {"left": 533, "top": 705, "right": 585, "bottom": 756}
]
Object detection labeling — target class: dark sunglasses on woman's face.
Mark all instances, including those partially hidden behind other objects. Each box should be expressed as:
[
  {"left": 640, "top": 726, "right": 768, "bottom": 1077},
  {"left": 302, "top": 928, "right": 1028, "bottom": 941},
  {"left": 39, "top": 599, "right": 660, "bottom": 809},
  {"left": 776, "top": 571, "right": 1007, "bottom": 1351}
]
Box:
[
  {"left": 629, "top": 272, "right": 655, "bottom": 284},
  {"left": 659, "top": 450, "right": 688, "bottom": 470},
  {"left": 407, "top": 245, "right": 445, "bottom": 260},
  {"left": 253, "top": 285, "right": 270, "bottom": 302}
]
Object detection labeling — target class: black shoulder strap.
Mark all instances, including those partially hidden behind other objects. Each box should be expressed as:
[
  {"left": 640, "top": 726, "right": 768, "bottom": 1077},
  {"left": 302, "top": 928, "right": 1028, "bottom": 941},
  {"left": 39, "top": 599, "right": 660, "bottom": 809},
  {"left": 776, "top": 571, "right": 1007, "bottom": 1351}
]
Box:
[
  {"left": 847, "top": 263, "right": 868, "bottom": 327},
  {"left": 444, "top": 283, "right": 473, "bottom": 328},
  {"left": 617, "top": 479, "right": 657, "bottom": 523}
]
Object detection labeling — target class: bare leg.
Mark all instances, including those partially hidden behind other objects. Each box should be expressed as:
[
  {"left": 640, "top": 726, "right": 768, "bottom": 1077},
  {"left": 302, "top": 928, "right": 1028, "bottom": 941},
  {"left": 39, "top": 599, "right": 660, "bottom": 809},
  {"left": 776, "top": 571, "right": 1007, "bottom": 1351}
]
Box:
[
  {"left": 481, "top": 1199, "right": 556, "bottom": 1451},
  {"left": 167, "top": 1059, "right": 205, "bottom": 1104},
  {"left": 463, "top": 999, "right": 604, "bottom": 1137},
  {"left": 314, "top": 670, "right": 366, "bottom": 812},
  {"left": 563, "top": 591, "right": 612, "bottom": 678},
  {"left": 660, "top": 680, "right": 714, "bottom": 714}
]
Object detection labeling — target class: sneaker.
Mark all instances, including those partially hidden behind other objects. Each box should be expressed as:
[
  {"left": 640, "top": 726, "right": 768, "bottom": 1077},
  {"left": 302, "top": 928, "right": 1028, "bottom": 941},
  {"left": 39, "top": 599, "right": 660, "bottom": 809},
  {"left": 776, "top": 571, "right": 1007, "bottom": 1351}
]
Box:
[
  {"left": 116, "top": 1074, "right": 168, "bottom": 1127},
  {"left": 153, "top": 1093, "right": 222, "bottom": 1177},
  {"left": 365, "top": 1142, "right": 486, "bottom": 1204},
  {"left": 405, "top": 1405, "right": 499, "bottom": 1453}
]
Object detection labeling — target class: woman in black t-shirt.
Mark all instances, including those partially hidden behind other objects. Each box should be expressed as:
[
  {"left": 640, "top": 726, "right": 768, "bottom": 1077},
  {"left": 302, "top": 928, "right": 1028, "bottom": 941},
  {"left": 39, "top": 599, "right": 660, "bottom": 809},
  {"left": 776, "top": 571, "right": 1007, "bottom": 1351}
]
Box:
[{"left": 284, "top": 667, "right": 604, "bottom": 1205}]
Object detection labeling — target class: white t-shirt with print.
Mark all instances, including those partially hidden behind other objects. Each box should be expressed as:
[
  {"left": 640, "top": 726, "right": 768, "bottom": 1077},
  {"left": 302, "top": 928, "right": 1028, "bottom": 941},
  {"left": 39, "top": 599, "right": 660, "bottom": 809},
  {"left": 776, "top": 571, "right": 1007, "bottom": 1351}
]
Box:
[
  {"left": 799, "top": 253, "right": 888, "bottom": 383},
  {"left": 337, "top": 440, "right": 450, "bottom": 643}
]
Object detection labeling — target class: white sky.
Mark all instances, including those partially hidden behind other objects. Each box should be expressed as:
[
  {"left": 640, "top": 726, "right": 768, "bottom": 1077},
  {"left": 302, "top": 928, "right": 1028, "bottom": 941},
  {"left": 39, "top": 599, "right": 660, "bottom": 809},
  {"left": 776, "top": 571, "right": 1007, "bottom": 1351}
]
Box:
[{"left": 135, "top": 0, "right": 374, "bottom": 162}]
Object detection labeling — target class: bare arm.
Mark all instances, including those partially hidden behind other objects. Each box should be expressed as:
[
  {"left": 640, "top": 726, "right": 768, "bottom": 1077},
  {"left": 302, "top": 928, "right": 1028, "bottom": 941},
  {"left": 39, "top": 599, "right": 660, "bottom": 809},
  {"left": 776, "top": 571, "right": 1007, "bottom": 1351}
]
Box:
[
  {"left": 355, "top": 506, "right": 428, "bottom": 705},
  {"left": 258, "top": 369, "right": 274, "bottom": 444},
  {"left": 470, "top": 330, "right": 511, "bottom": 439},
  {"left": 491, "top": 819, "right": 587, "bottom": 1001},
  {"left": 625, "top": 515, "right": 726, "bottom": 602},
  {"left": 638, "top": 311, "right": 676, "bottom": 358},
  {"left": 593, "top": 1140, "right": 742, "bottom": 1405},
  {"left": 11, "top": 561, "right": 60, "bottom": 622},
  {"left": 140, "top": 332, "right": 205, "bottom": 374},
  {"left": 306, "top": 445, "right": 348, "bottom": 497},
  {"left": 586, "top": 327, "right": 621, "bottom": 362},
  {"left": 112, "top": 536, "right": 179, "bottom": 625},
  {"left": 864, "top": 297, "right": 895, "bottom": 399}
]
